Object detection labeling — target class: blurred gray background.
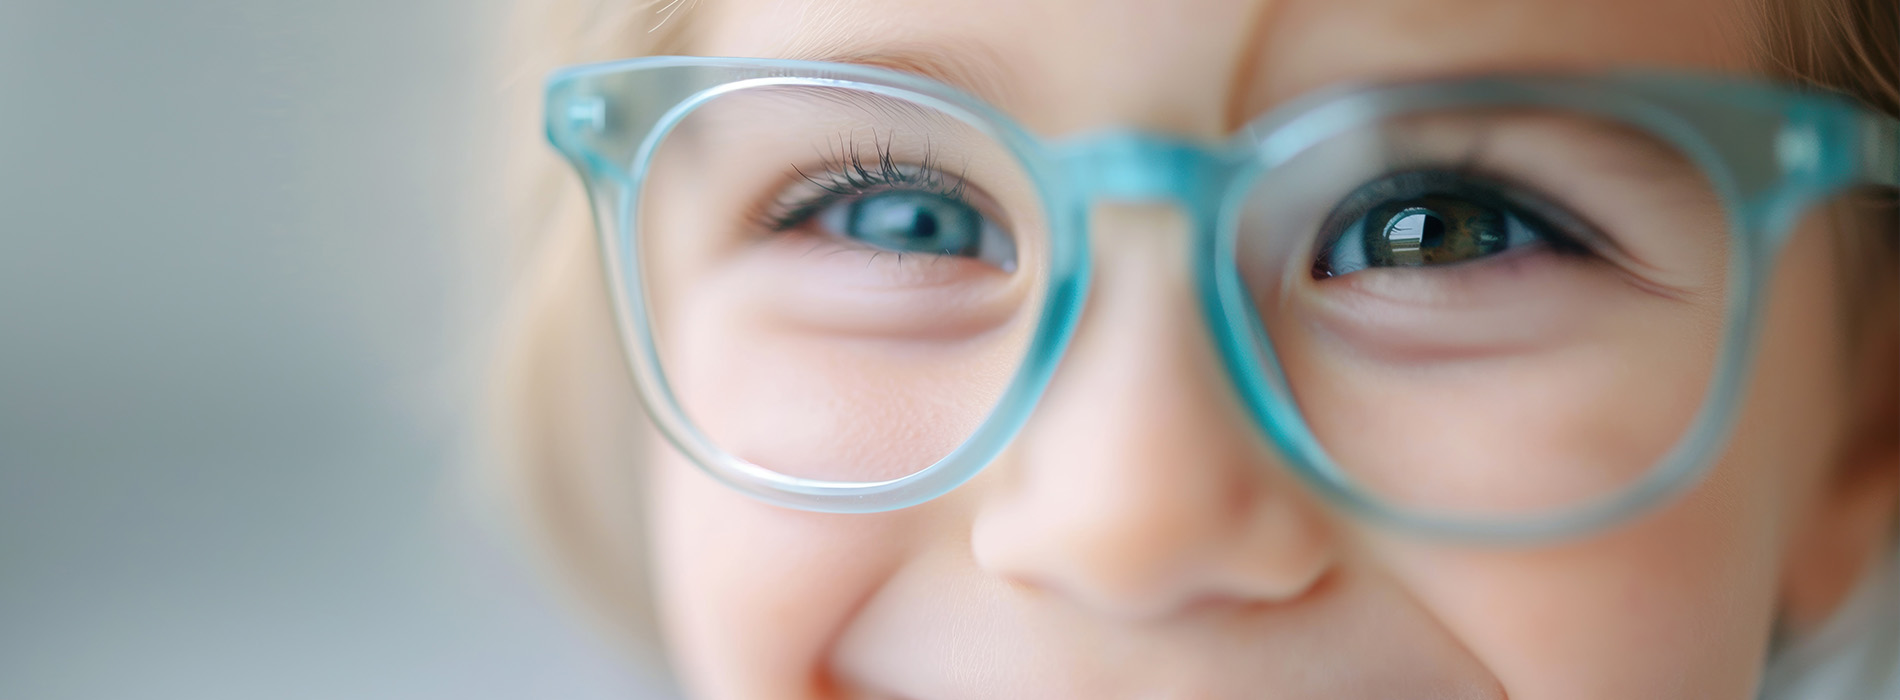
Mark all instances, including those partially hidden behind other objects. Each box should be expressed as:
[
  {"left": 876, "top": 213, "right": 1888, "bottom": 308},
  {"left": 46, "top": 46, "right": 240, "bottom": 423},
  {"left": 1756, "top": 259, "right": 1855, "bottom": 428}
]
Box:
[{"left": 0, "top": 1, "right": 663, "bottom": 697}]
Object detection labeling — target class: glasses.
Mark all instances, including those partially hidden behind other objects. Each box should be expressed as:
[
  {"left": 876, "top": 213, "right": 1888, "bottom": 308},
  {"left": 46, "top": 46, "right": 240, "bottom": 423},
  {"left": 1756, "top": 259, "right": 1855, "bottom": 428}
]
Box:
[{"left": 545, "top": 56, "right": 1899, "bottom": 540}]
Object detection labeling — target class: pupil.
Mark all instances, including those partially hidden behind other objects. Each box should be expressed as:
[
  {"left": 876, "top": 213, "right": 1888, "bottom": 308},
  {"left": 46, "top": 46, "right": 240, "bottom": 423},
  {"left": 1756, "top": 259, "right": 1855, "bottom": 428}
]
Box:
[
  {"left": 912, "top": 209, "right": 938, "bottom": 239},
  {"left": 1418, "top": 212, "right": 1445, "bottom": 250},
  {"left": 1376, "top": 206, "right": 1443, "bottom": 266}
]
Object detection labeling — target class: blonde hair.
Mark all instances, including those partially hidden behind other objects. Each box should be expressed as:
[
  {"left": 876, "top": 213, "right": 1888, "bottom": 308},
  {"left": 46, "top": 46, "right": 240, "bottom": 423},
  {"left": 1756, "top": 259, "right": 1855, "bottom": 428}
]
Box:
[
  {"left": 493, "top": 0, "right": 1900, "bottom": 668},
  {"left": 1755, "top": 0, "right": 1899, "bottom": 353},
  {"left": 490, "top": 0, "right": 695, "bottom": 672}
]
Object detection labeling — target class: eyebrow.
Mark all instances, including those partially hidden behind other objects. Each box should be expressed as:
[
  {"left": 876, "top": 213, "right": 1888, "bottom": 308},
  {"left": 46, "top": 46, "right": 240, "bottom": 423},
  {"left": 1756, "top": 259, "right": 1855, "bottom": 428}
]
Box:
[{"left": 772, "top": 40, "right": 1018, "bottom": 109}]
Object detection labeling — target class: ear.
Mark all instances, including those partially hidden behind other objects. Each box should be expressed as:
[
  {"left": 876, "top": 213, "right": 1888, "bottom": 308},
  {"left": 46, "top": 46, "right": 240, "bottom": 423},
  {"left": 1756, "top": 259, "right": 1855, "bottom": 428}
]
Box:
[{"left": 1776, "top": 199, "right": 1900, "bottom": 633}]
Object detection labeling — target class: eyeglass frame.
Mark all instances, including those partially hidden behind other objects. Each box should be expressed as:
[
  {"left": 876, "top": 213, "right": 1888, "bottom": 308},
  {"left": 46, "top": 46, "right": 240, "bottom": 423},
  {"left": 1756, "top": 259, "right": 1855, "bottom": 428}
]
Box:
[{"left": 544, "top": 55, "right": 1900, "bottom": 542}]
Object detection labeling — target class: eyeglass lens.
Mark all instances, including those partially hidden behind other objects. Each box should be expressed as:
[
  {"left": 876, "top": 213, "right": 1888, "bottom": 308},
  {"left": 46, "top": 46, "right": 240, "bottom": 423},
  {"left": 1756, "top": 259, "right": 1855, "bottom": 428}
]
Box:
[{"left": 632, "top": 82, "right": 1732, "bottom": 519}]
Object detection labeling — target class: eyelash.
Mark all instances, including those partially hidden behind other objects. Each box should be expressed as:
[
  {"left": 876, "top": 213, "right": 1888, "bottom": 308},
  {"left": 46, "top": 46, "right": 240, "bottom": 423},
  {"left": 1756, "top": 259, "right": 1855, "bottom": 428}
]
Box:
[{"left": 754, "top": 133, "right": 970, "bottom": 232}]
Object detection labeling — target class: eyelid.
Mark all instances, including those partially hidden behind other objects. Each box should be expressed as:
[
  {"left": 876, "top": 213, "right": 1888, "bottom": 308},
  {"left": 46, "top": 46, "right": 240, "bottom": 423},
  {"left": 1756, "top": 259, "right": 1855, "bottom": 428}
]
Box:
[
  {"left": 752, "top": 131, "right": 963, "bottom": 227},
  {"left": 1468, "top": 173, "right": 1665, "bottom": 279}
]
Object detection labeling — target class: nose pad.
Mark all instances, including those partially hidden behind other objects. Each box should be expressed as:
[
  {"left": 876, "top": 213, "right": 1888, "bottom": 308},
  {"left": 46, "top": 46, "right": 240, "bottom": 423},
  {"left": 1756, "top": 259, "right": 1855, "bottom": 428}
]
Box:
[{"left": 970, "top": 202, "right": 1338, "bottom": 621}]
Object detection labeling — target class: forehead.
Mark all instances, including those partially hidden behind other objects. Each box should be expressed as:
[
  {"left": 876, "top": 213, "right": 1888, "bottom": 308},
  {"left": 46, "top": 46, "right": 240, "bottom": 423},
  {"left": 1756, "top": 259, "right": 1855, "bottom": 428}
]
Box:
[{"left": 692, "top": 0, "right": 1755, "bottom": 136}]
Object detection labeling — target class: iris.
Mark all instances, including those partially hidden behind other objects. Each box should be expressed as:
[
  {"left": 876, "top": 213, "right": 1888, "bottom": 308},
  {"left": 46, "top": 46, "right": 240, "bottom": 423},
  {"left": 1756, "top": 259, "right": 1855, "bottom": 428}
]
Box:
[{"left": 1315, "top": 172, "right": 1558, "bottom": 278}]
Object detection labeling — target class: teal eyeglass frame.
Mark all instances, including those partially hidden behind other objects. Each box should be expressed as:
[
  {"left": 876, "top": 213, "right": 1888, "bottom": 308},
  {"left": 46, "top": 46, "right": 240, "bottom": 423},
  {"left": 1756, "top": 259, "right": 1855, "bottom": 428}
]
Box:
[{"left": 545, "top": 56, "right": 1900, "bottom": 542}]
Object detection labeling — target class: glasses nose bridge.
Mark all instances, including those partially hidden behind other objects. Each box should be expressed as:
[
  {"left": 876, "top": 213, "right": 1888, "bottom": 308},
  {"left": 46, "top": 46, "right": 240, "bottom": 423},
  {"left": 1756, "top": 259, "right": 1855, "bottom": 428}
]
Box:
[{"left": 1051, "top": 131, "right": 1243, "bottom": 221}]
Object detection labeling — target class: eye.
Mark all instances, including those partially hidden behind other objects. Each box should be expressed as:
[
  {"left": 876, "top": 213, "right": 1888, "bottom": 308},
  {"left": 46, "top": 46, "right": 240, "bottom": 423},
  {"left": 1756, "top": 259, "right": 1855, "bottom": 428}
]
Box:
[
  {"left": 757, "top": 137, "right": 1020, "bottom": 274},
  {"left": 812, "top": 189, "right": 1015, "bottom": 270},
  {"left": 1314, "top": 172, "right": 1572, "bottom": 279}
]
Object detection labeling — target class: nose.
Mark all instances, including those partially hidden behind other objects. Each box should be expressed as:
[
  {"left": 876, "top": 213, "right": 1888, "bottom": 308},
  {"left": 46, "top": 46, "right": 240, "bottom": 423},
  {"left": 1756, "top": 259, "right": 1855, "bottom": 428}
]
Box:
[{"left": 970, "top": 203, "right": 1338, "bottom": 621}]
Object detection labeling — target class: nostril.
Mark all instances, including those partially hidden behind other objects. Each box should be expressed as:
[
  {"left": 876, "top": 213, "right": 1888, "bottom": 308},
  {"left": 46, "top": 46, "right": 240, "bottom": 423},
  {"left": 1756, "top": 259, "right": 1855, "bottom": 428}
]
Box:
[
  {"left": 1240, "top": 557, "right": 1338, "bottom": 606},
  {"left": 974, "top": 518, "right": 1199, "bottom": 619},
  {"left": 970, "top": 459, "right": 1342, "bottom": 619},
  {"left": 974, "top": 501, "right": 1339, "bottom": 622},
  {"left": 998, "top": 572, "right": 1053, "bottom": 598}
]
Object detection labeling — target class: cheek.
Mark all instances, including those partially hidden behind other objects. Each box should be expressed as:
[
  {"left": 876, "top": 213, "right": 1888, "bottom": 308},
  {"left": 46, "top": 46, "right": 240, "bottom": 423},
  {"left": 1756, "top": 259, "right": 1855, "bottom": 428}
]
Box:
[
  {"left": 1368, "top": 476, "right": 1785, "bottom": 700},
  {"left": 654, "top": 256, "right": 1030, "bottom": 483},
  {"left": 1360, "top": 226, "right": 1849, "bottom": 699},
  {"left": 651, "top": 447, "right": 916, "bottom": 700},
  {"left": 1287, "top": 328, "right": 1716, "bottom": 514},
  {"left": 665, "top": 312, "right": 992, "bottom": 481}
]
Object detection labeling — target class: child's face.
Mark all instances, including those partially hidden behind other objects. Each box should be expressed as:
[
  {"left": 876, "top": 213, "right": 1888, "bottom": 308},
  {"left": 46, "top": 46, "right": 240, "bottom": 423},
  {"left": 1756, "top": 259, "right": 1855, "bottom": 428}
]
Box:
[{"left": 640, "top": 0, "right": 1892, "bottom": 697}]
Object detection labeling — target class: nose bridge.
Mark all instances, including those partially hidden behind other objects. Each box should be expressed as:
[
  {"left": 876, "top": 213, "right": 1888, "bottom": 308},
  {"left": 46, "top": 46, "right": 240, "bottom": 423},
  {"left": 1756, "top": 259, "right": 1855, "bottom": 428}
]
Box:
[
  {"left": 971, "top": 136, "right": 1342, "bottom": 614},
  {"left": 1051, "top": 132, "right": 1260, "bottom": 445},
  {"left": 1049, "top": 130, "right": 1268, "bottom": 468},
  {"left": 1052, "top": 131, "right": 1241, "bottom": 219}
]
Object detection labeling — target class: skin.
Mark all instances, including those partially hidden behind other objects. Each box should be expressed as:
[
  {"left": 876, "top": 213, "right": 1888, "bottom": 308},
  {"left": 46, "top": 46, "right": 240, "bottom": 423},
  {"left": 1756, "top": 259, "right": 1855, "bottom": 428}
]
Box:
[{"left": 627, "top": 0, "right": 1900, "bottom": 697}]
